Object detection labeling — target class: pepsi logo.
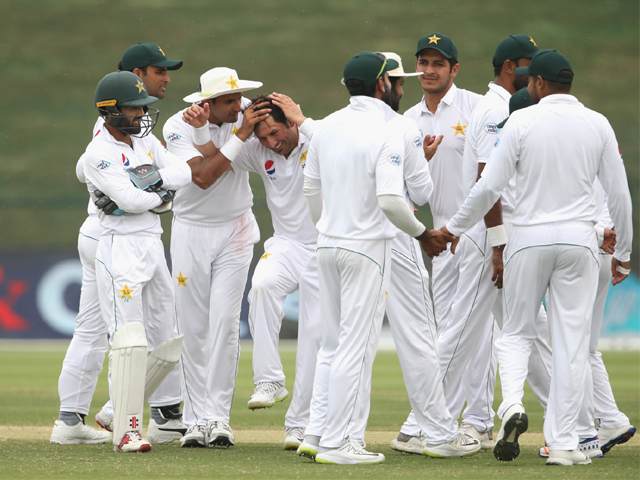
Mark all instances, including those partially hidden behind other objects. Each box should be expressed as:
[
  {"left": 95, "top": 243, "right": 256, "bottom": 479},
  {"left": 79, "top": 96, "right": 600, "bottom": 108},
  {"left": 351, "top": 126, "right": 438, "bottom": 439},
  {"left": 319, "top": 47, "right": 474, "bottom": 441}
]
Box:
[
  {"left": 122, "top": 154, "right": 130, "bottom": 167},
  {"left": 265, "top": 160, "right": 275, "bottom": 175}
]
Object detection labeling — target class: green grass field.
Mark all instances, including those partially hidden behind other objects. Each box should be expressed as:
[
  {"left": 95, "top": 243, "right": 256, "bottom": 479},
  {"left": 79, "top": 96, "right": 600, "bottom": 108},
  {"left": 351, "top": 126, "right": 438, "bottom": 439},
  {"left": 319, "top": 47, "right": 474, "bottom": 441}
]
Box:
[
  {"left": 1, "top": 0, "right": 638, "bottom": 265},
  {"left": 0, "top": 344, "right": 637, "bottom": 479}
]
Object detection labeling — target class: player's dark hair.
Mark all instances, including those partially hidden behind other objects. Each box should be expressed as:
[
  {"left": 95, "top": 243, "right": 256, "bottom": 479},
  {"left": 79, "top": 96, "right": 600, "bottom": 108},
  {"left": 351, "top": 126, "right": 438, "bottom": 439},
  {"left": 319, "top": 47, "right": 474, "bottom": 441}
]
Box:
[
  {"left": 389, "top": 76, "right": 402, "bottom": 88},
  {"left": 346, "top": 79, "right": 378, "bottom": 97},
  {"left": 546, "top": 70, "right": 573, "bottom": 93},
  {"left": 447, "top": 58, "right": 458, "bottom": 72},
  {"left": 249, "top": 95, "right": 288, "bottom": 125},
  {"left": 494, "top": 64, "right": 503, "bottom": 77},
  {"left": 117, "top": 61, "right": 148, "bottom": 75}
]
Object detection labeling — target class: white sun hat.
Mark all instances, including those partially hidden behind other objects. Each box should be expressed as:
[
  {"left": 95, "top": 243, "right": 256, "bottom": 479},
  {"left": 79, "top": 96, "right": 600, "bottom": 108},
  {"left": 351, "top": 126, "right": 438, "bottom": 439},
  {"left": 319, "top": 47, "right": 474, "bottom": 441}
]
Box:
[
  {"left": 183, "top": 67, "right": 263, "bottom": 103},
  {"left": 377, "top": 52, "right": 423, "bottom": 77}
]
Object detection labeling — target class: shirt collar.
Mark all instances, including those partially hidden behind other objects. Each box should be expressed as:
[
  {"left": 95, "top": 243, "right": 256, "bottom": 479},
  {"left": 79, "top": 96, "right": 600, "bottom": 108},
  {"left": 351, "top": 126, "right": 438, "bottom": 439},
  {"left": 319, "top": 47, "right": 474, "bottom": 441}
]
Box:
[
  {"left": 349, "top": 95, "right": 395, "bottom": 120},
  {"left": 488, "top": 82, "right": 511, "bottom": 103},
  {"left": 420, "top": 83, "right": 458, "bottom": 113},
  {"left": 539, "top": 94, "right": 581, "bottom": 106}
]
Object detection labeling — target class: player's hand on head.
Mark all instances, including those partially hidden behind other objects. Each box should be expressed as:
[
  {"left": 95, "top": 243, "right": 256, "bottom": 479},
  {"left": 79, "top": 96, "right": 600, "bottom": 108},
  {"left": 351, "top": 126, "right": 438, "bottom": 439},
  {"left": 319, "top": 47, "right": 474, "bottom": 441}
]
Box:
[
  {"left": 183, "top": 103, "right": 209, "bottom": 128},
  {"left": 236, "top": 102, "right": 271, "bottom": 141},
  {"left": 269, "top": 92, "right": 307, "bottom": 127},
  {"left": 611, "top": 258, "right": 630, "bottom": 286},
  {"left": 423, "top": 134, "right": 444, "bottom": 161}
]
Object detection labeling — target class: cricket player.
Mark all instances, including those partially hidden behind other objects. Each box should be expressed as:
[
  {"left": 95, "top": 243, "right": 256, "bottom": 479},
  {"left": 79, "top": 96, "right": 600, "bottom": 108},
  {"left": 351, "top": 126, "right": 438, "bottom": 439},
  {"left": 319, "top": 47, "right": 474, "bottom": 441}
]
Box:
[
  {"left": 403, "top": 33, "right": 481, "bottom": 332},
  {"left": 442, "top": 49, "right": 633, "bottom": 465},
  {"left": 52, "top": 43, "right": 184, "bottom": 445},
  {"left": 83, "top": 70, "right": 195, "bottom": 452},
  {"left": 162, "top": 67, "right": 265, "bottom": 448},
  {"left": 299, "top": 51, "right": 453, "bottom": 465}
]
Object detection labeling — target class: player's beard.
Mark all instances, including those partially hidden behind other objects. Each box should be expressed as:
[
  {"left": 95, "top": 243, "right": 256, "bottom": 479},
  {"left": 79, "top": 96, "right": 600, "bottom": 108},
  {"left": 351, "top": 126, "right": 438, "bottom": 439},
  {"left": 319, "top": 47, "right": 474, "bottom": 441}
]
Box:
[
  {"left": 120, "top": 116, "right": 142, "bottom": 135},
  {"left": 514, "top": 75, "right": 528, "bottom": 91},
  {"left": 381, "top": 83, "right": 394, "bottom": 109}
]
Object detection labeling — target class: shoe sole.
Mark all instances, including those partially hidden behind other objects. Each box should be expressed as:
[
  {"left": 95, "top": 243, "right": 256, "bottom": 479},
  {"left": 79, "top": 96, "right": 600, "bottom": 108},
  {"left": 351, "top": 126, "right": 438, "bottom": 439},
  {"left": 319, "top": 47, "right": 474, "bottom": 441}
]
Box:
[
  {"left": 248, "top": 395, "right": 289, "bottom": 410},
  {"left": 181, "top": 439, "right": 206, "bottom": 448},
  {"left": 114, "top": 444, "right": 152, "bottom": 453},
  {"left": 390, "top": 440, "right": 423, "bottom": 455},
  {"left": 284, "top": 441, "right": 302, "bottom": 450},
  {"left": 494, "top": 412, "right": 528, "bottom": 462},
  {"left": 50, "top": 437, "right": 110, "bottom": 445},
  {"left": 298, "top": 446, "right": 318, "bottom": 459},
  {"left": 423, "top": 447, "right": 481, "bottom": 458},
  {"left": 546, "top": 457, "right": 591, "bottom": 466},
  {"left": 601, "top": 427, "right": 636, "bottom": 454},
  {"left": 208, "top": 436, "right": 234, "bottom": 447},
  {"left": 315, "top": 456, "right": 385, "bottom": 465}
]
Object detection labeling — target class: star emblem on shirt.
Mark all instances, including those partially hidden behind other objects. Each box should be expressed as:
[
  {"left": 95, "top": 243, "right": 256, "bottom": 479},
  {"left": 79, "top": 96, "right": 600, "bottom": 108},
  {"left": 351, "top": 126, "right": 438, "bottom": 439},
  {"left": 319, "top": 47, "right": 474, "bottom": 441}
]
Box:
[
  {"left": 299, "top": 151, "right": 307, "bottom": 164},
  {"left": 147, "top": 150, "right": 154, "bottom": 161},
  {"left": 260, "top": 252, "right": 272, "bottom": 260},
  {"left": 118, "top": 284, "right": 134, "bottom": 301},
  {"left": 529, "top": 36, "right": 537, "bottom": 47},
  {"left": 231, "top": 125, "right": 239, "bottom": 135},
  {"left": 428, "top": 34, "right": 441, "bottom": 44},
  {"left": 135, "top": 80, "right": 146, "bottom": 93},
  {"left": 451, "top": 121, "right": 467, "bottom": 136},
  {"left": 226, "top": 76, "right": 239, "bottom": 89},
  {"left": 176, "top": 272, "right": 188, "bottom": 287}
]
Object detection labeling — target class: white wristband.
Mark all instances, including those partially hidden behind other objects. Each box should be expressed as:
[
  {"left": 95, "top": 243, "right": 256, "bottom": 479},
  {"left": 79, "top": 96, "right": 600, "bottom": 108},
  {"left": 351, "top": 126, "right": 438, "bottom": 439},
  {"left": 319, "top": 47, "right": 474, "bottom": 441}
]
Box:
[
  {"left": 616, "top": 265, "right": 631, "bottom": 275},
  {"left": 488, "top": 225, "right": 507, "bottom": 247},
  {"left": 220, "top": 134, "right": 245, "bottom": 162},
  {"left": 192, "top": 124, "right": 210, "bottom": 146}
]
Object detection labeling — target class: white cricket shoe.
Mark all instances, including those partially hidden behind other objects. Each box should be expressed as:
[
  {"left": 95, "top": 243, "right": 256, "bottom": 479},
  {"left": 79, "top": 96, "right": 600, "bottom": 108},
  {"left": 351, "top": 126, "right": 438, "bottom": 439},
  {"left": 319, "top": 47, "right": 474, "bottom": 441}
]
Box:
[
  {"left": 315, "top": 440, "right": 385, "bottom": 465},
  {"left": 206, "top": 420, "right": 235, "bottom": 447},
  {"left": 50, "top": 420, "right": 111, "bottom": 444},
  {"left": 598, "top": 424, "right": 636, "bottom": 454},
  {"left": 181, "top": 425, "right": 207, "bottom": 448},
  {"left": 284, "top": 427, "right": 305, "bottom": 450},
  {"left": 95, "top": 409, "right": 113, "bottom": 432},
  {"left": 114, "top": 431, "right": 152, "bottom": 453},
  {"left": 297, "top": 436, "right": 329, "bottom": 459},
  {"left": 147, "top": 417, "right": 187, "bottom": 445},
  {"left": 423, "top": 432, "right": 481, "bottom": 458},
  {"left": 247, "top": 382, "right": 288, "bottom": 409},
  {"left": 494, "top": 403, "right": 528, "bottom": 462},
  {"left": 460, "top": 423, "right": 494, "bottom": 449},
  {"left": 546, "top": 449, "right": 591, "bottom": 466},
  {"left": 390, "top": 432, "right": 426, "bottom": 454},
  {"left": 539, "top": 436, "right": 603, "bottom": 459}
]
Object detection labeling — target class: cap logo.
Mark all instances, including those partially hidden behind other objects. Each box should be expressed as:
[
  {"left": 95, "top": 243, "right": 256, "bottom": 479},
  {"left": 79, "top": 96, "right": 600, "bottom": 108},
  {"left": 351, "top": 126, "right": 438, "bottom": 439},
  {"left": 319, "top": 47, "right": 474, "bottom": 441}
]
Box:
[
  {"left": 529, "top": 37, "right": 537, "bottom": 47},
  {"left": 135, "top": 80, "right": 146, "bottom": 93},
  {"left": 96, "top": 100, "right": 117, "bottom": 107},
  {"left": 226, "top": 76, "right": 239, "bottom": 89},
  {"left": 158, "top": 46, "right": 166, "bottom": 56},
  {"left": 428, "top": 34, "right": 441, "bottom": 44}
]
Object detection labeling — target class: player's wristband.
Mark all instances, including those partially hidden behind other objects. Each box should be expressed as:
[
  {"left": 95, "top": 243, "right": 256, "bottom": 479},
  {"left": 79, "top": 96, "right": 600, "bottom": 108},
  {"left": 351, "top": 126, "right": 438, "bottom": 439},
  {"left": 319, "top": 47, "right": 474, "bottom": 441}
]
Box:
[
  {"left": 192, "top": 124, "right": 210, "bottom": 146},
  {"left": 220, "top": 134, "right": 245, "bottom": 162},
  {"left": 488, "top": 225, "right": 507, "bottom": 247},
  {"left": 616, "top": 265, "right": 631, "bottom": 275}
]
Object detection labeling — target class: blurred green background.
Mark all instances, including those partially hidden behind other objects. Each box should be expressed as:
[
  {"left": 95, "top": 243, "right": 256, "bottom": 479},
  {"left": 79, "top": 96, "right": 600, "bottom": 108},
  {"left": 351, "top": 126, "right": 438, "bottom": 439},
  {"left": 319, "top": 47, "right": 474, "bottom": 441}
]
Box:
[{"left": 1, "top": 0, "right": 638, "bottom": 264}]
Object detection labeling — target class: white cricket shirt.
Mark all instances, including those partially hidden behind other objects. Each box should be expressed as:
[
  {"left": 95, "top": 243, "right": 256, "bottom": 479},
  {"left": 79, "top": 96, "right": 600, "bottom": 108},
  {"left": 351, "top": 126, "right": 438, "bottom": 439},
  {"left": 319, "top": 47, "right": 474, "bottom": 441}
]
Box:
[
  {"left": 232, "top": 130, "right": 318, "bottom": 245},
  {"left": 448, "top": 94, "right": 633, "bottom": 263},
  {"left": 162, "top": 100, "right": 253, "bottom": 224},
  {"left": 404, "top": 83, "right": 481, "bottom": 229},
  {"left": 304, "top": 96, "right": 405, "bottom": 241},
  {"left": 83, "top": 126, "right": 192, "bottom": 236}
]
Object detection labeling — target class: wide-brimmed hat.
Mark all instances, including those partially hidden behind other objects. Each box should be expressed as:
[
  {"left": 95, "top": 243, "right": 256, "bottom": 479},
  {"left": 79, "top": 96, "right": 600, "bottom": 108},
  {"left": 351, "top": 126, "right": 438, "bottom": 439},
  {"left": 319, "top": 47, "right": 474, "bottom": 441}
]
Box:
[
  {"left": 377, "top": 52, "right": 422, "bottom": 78},
  {"left": 342, "top": 51, "right": 399, "bottom": 93},
  {"left": 183, "top": 67, "right": 262, "bottom": 103}
]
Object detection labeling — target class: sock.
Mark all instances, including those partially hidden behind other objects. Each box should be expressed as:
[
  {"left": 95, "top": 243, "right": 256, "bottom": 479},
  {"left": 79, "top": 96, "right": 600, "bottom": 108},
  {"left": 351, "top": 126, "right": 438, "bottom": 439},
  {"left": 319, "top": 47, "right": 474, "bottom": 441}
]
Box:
[
  {"left": 59, "top": 412, "right": 85, "bottom": 426},
  {"left": 150, "top": 403, "right": 182, "bottom": 424}
]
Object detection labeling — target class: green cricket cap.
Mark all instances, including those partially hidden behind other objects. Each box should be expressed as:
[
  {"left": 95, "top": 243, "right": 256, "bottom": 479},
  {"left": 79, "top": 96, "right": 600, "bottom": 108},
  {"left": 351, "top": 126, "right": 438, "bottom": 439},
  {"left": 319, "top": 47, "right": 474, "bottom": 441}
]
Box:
[
  {"left": 120, "top": 43, "right": 183, "bottom": 72},
  {"left": 497, "top": 87, "right": 533, "bottom": 128},
  {"left": 343, "top": 51, "right": 399, "bottom": 93},
  {"left": 514, "top": 49, "right": 573, "bottom": 84},
  {"left": 415, "top": 32, "right": 458, "bottom": 62},
  {"left": 493, "top": 34, "right": 539, "bottom": 67}
]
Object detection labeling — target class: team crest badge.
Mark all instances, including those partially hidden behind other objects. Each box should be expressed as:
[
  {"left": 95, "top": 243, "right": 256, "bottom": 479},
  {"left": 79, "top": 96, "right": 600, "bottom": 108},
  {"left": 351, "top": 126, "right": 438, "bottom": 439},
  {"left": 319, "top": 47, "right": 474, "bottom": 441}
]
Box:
[
  {"left": 167, "top": 132, "right": 181, "bottom": 143},
  {"left": 97, "top": 160, "right": 110, "bottom": 170},
  {"left": 412, "top": 136, "right": 423, "bottom": 148},
  {"left": 387, "top": 154, "right": 402, "bottom": 166},
  {"left": 485, "top": 124, "right": 499, "bottom": 135}
]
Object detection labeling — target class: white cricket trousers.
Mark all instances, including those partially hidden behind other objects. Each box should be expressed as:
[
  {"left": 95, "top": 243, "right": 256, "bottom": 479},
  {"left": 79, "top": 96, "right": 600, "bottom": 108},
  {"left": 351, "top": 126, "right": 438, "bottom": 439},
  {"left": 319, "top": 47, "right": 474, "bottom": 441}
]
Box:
[
  {"left": 248, "top": 235, "right": 321, "bottom": 429},
  {"left": 498, "top": 243, "right": 598, "bottom": 450},
  {"left": 171, "top": 213, "right": 259, "bottom": 425},
  {"left": 95, "top": 233, "right": 182, "bottom": 408},
  {"left": 431, "top": 247, "right": 461, "bottom": 331},
  {"left": 578, "top": 253, "right": 630, "bottom": 436},
  {"left": 58, "top": 221, "right": 108, "bottom": 415},
  {"left": 437, "top": 225, "right": 551, "bottom": 431},
  {"left": 307, "top": 235, "right": 391, "bottom": 448},
  {"left": 383, "top": 232, "right": 458, "bottom": 444}
]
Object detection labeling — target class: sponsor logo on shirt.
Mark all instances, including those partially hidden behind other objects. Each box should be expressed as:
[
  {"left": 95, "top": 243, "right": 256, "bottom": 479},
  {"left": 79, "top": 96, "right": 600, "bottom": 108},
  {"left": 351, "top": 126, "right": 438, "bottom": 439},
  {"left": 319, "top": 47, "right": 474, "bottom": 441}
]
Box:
[
  {"left": 265, "top": 160, "right": 276, "bottom": 175},
  {"left": 387, "top": 154, "right": 402, "bottom": 166},
  {"left": 412, "top": 136, "right": 423, "bottom": 148},
  {"left": 97, "top": 160, "right": 110, "bottom": 170},
  {"left": 485, "top": 123, "right": 499, "bottom": 134},
  {"left": 494, "top": 138, "right": 500, "bottom": 148},
  {"left": 122, "top": 154, "right": 130, "bottom": 167},
  {"left": 167, "top": 132, "right": 181, "bottom": 143}
]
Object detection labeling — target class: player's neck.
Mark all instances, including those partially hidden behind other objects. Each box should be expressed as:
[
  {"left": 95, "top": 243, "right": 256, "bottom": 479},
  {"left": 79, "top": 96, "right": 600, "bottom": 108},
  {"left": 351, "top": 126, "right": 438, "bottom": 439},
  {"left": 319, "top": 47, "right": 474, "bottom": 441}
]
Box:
[
  {"left": 423, "top": 87, "right": 450, "bottom": 114},
  {"left": 494, "top": 76, "right": 516, "bottom": 95},
  {"left": 105, "top": 124, "right": 133, "bottom": 147}
]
